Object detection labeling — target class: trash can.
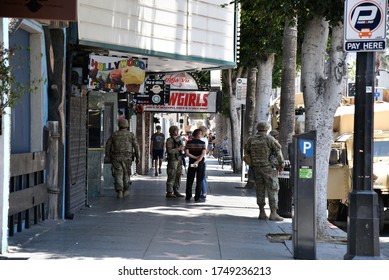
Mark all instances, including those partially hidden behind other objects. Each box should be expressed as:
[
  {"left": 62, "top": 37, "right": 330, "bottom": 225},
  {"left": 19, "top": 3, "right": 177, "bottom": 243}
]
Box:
[{"left": 277, "top": 164, "right": 293, "bottom": 218}]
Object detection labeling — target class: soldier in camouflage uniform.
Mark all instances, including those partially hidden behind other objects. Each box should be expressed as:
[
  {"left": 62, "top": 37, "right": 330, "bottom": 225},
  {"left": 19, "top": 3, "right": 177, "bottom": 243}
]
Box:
[
  {"left": 165, "top": 125, "right": 185, "bottom": 198},
  {"left": 244, "top": 122, "right": 284, "bottom": 221},
  {"left": 105, "top": 119, "right": 140, "bottom": 198}
]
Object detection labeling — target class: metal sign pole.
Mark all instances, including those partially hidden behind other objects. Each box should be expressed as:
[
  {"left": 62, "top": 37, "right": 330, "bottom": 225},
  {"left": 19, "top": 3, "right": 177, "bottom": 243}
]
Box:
[
  {"left": 344, "top": 52, "right": 380, "bottom": 259},
  {"left": 343, "top": 0, "right": 386, "bottom": 259}
]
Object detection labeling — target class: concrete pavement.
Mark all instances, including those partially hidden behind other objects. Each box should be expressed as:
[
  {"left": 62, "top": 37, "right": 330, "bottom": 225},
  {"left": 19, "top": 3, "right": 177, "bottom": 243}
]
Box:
[{"left": 3, "top": 157, "right": 387, "bottom": 260}]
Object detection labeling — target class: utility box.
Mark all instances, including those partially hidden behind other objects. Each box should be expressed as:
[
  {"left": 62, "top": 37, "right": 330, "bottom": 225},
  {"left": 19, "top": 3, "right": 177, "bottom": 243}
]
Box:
[{"left": 291, "top": 131, "right": 316, "bottom": 260}]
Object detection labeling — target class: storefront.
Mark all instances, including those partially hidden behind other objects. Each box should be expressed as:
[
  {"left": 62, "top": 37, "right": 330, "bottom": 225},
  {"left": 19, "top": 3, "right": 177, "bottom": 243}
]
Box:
[{"left": 67, "top": 0, "right": 238, "bottom": 202}]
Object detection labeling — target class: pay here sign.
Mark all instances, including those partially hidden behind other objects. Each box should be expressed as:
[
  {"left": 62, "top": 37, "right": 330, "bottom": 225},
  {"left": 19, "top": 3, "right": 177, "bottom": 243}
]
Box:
[{"left": 344, "top": 0, "right": 387, "bottom": 52}]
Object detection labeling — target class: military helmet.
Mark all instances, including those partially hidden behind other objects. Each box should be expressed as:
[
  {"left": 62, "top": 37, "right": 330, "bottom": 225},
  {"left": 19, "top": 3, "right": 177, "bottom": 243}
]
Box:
[
  {"left": 118, "top": 119, "right": 129, "bottom": 129},
  {"left": 257, "top": 121, "right": 270, "bottom": 132},
  {"left": 169, "top": 125, "right": 179, "bottom": 134},
  {"left": 269, "top": 130, "right": 279, "bottom": 138}
]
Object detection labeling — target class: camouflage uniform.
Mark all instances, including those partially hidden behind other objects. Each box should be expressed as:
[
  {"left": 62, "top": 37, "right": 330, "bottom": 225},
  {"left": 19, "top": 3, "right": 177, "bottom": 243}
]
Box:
[
  {"left": 105, "top": 120, "right": 140, "bottom": 198},
  {"left": 244, "top": 122, "right": 284, "bottom": 221},
  {"left": 269, "top": 130, "right": 282, "bottom": 168},
  {"left": 165, "top": 127, "right": 184, "bottom": 197}
]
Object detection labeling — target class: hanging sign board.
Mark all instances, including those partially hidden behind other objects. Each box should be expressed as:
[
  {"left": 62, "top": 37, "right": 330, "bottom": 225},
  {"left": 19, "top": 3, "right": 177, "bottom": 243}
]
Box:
[
  {"left": 0, "top": 0, "right": 77, "bottom": 21},
  {"left": 344, "top": 0, "right": 387, "bottom": 52},
  {"left": 135, "top": 80, "right": 169, "bottom": 106},
  {"left": 162, "top": 73, "right": 199, "bottom": 90},
  {"left": 144, "top": 90, "right": 217, "bottom": 113},
  {"left": 88, "top": 55, "right": 147, "bottom": 93},
  {"left": 236, "top": 78, "right": 247, "bottom": 106}
]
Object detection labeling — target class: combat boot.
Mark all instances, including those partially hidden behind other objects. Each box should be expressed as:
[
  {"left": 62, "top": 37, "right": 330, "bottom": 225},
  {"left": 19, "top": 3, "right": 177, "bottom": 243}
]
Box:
[
  {"left": 174, "top": 192, "right": 185, "bottom": 197},
  {"left": 166, "top": 192, "right": 176, "bottom": 198},
  {"left": 123, "top": 190, "right": 130, "bottom": 197},
  {"left": 117, "top": 191, "right": 123, "bottom": 199},
  {"left": 269, "top": 208, "right": 283, "bottom": 221},
  {"left": 258, "top": 206, "right": 268, "bottom": 220},
  {"left": 244, "top": 180, "right": 255, "bottom": 189}
]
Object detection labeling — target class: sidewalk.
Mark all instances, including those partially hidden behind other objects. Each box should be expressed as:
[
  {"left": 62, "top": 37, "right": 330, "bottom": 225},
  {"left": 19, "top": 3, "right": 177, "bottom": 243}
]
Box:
[{"left": 2, "top": 157, "right": 380, "bottom": 260}]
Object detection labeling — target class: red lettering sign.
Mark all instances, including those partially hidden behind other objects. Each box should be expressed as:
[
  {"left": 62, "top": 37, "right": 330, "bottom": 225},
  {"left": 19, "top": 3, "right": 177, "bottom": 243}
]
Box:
[
  {"left": 169, "top": 92, "right": 208, "bottom": 107},
  {"left": 144, "top": 90, "right": 216, "bottom": 113}
]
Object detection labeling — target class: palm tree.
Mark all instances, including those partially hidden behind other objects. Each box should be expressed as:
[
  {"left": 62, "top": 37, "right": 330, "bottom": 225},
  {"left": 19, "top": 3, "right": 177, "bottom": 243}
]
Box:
[{"left": 279, "top": 18, "right": 297, "bottom": 160}]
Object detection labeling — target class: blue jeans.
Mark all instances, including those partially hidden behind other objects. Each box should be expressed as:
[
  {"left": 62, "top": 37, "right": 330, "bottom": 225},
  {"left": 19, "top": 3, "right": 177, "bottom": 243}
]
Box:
[
  {"left": 248, "top": 167, "right": 254, "bottom": 181},
  {"left": 201, "top": 162, "right": 207, "bottom": 196},
  {"left": 185, "top": 161, "right": 205, "bottom": 201}
]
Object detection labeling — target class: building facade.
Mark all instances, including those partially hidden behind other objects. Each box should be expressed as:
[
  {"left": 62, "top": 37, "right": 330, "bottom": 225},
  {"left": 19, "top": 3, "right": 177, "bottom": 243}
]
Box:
[{"left": 0, "top": 0, "right": 238, "bottom": 254}]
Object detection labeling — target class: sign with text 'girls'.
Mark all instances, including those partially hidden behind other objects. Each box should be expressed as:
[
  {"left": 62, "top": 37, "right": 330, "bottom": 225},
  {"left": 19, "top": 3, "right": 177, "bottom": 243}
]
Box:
[
  {"left": 144, "top": 90, "right": 217, "bottom": 113},
  {"left": 344, "top": 0, "right": 387, "bottom": 52}
]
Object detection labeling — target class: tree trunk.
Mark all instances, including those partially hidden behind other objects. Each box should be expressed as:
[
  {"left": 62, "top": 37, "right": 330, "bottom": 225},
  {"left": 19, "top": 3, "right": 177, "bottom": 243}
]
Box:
[
  {"left": 379, "top": 54, "right": 389, "bottom": 70},
  {"left": 44, "top": 26, "right": 66, "bottom": 219},
  {"left": 254, "top": 54, "right": 275, "bottom": 130},
  {"left": 223, "top": 68, "right": 242, "bottom": 173},
  {"left": 302, "top": 16, "right": 346, "bottom": 239},
  {"left": 319, "top": 22, "right": 347, "bottom": 237},
  {"left": 214, "top": 112, "right": 224, "bottom": 149},
  {"left": 243, "top": 67, "right": 257, "bottom": 144},
  {"left": 46, "top": 121, "right": 60, "bottom": 219},
  {"left": 302, "top": 16, "right": 328, "bottom": 129},
  {"left": 302, "top": 16, "right": 329, "bottom": 239},
  {"left": 279, "top": 18, "right": 297, "bottom": 160}
]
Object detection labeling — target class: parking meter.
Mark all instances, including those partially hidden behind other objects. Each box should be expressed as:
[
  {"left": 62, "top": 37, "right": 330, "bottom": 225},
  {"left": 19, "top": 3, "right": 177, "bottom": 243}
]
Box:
[{"left": 291, "top": 130, "right": 316, "bottom": 260}]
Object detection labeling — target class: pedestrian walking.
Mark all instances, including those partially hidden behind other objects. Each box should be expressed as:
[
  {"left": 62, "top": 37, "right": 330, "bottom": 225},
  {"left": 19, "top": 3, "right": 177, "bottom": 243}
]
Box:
[
  {"left": 150, "top": 125, "right": 165, "bottom": 176},
  {"left": 244, "top": 122, "right": 284, "bottom": 221},
  {"left": 105, "top": 119, "right": 140, "bottom": 198},
  {"left": 165, "top": 126, "right": 185, "bottom": 198},
  {"left": 185, "top": 129, "right": 206, "bottom": 202},
  {"left": 207, "top": 132, "right": 215, "bottom": 157},
  {"left": 117, "top": 109, "right": 125, "bottom": 120}
]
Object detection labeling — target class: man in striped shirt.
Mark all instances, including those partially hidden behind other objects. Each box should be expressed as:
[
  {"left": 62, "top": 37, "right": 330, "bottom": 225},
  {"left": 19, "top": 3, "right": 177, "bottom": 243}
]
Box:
[{"left": 184, "top": 129, "right": 206, "bottom": 202}]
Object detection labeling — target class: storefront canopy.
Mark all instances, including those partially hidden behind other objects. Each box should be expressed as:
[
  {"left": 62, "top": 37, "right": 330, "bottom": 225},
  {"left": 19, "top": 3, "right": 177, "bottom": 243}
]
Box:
[{"left": 77, "top": 0, "right": 238, "bottom": 73}]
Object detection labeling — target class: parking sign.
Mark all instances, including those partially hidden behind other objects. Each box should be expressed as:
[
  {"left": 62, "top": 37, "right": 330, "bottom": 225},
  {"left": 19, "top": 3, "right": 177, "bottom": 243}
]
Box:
[
  {"left": 344, "top": 0, "right": 387, "bottom": 52},
  {"left": 299, "top": 140, "right": 314, "bottom": 157}
]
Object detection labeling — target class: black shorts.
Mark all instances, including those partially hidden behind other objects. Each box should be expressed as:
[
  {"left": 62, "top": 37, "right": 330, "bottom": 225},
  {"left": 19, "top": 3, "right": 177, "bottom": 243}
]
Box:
[{"left": 152, "top": 149, "right": 164, "bottom": 160}]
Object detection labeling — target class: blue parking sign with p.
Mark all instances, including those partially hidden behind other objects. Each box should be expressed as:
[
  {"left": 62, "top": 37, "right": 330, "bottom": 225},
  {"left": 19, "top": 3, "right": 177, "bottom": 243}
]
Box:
[{"left": 299, "top": 140, "right": 314, "bottom": 157}]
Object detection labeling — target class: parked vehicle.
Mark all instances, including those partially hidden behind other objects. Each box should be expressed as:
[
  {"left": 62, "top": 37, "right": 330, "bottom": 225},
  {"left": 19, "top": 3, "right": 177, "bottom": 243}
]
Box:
[
  {"left": 328, "top": 102, "right": 389, "bottom": 233},
  {"left": 271, "top": 95, "right": 389, "bottom": 232}
]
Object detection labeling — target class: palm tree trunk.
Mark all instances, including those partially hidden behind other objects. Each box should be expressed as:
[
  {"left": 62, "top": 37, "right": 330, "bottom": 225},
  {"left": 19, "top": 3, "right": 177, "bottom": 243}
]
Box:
[
  {"left": 279, "top": 18, "right": 297, "bottom": 160},
  {"left": 244, "top": 67, "right": 257, "bottom": 143},
  {"left": 254, "top": 54, "right": 275, "bottom": 127}
]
